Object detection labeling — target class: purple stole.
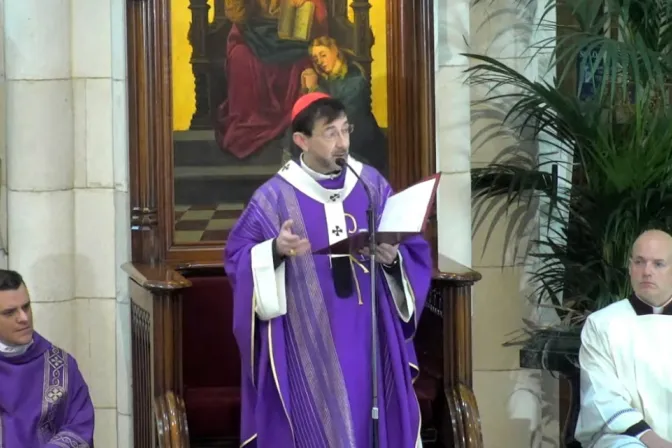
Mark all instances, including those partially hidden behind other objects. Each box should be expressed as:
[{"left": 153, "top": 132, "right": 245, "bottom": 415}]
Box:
[{"left": 0, "top": 332, "right": 94, "bottom": 447}]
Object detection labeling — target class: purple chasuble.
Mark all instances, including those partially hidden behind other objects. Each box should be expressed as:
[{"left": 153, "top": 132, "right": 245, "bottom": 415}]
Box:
[
  {"left": 225, "top": 159, "right": 432, "bottom": 448},
  {"left": 0, "top": 332, "right": 95, "bottom": 447}
]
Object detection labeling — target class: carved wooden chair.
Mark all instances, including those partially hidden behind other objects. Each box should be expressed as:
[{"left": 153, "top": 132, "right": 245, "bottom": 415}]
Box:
[{"left": 186, "top": 0, "right": 373, "bottom": 130}]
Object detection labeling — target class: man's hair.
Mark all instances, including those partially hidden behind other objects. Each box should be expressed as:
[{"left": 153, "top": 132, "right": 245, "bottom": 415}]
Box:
[
  {"left": 0, "top": 270, "right": 24, "bottom": 291},
  {"left": 291, "top": 97, "right": 346, "bottom": 136}
]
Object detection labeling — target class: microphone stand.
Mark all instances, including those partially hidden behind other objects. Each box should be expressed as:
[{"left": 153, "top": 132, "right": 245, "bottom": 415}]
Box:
[{"left": 337, "top": 158, "right": 379, "bottom": 448}]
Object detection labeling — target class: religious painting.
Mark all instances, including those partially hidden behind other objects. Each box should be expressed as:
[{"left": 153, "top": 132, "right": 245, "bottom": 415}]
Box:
[{"left": 170, "top": 0, "right": 389, "bottom": 245}]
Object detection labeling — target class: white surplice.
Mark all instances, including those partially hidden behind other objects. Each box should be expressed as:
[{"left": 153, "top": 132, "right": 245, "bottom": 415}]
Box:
[{"left": 575, "top": 297, "right": 672, "bottom": 448}]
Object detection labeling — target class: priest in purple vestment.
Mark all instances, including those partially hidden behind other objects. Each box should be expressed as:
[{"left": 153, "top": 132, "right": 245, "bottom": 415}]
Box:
[
  {"left": 225, "top": 92, "right": 432, "bottom": 447},
  {"left": 0, "top": 269, "right": 95, "bottom": 447}
]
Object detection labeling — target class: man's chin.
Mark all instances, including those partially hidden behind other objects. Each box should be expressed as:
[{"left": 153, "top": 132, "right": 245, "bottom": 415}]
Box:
[
  {"left": 637, "top": 287, "right": 657, "bottom": 300},
  {"left": 636, "top": 291, "right": 666, "bottom": 306},
  {"left": 13, "top": 330, "right": 33, "bottom": 345}
]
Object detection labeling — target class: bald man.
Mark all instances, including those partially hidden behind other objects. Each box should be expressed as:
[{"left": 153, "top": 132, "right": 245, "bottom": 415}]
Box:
[{"left": 575, "top": 230, "right": 672, "bottom": 448}]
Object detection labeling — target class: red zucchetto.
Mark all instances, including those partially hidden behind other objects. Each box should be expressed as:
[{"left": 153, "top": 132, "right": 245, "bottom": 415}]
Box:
[{"left": 291, "top": 92, "right": 332, "bottom": 121}]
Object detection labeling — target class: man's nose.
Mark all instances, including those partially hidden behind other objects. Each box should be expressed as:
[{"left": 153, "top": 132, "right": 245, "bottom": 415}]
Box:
[
  {"left": 335, "top": 132, "right": 349, "bottom": 147},
  {"left": 16, "top": 310, "right": 28, "bottom": 323}
]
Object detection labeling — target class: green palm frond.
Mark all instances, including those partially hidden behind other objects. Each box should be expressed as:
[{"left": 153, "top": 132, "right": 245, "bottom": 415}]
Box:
[
  {"left": 474, "top": 0, "right": 672, "bottom": 96},
  {"left": 466, "top": 0, "right": 672, "bottom": 331}
]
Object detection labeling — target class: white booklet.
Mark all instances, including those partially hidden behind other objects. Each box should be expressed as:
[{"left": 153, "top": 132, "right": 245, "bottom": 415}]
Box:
[
  {"left": 314, "top": 174, "right": 440, "bottom": 254},
  {"left": 378, "top": 175, "right": 440, "bottom": 233}
]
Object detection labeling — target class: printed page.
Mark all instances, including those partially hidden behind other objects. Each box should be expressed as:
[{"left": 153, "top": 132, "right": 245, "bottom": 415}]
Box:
[{"left": 378, "top": 176, "right": 438, "bottom": 233}]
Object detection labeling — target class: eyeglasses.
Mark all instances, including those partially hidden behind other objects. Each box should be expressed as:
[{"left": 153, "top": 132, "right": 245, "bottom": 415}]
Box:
[{"left": 318, "top": 124, "right": 354, "bottom": 142}]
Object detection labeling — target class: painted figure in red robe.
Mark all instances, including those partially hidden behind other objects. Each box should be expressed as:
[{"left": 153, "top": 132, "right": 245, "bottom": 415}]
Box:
[{"left": 218, "top": 0, "right": 329, "bottom": 158}]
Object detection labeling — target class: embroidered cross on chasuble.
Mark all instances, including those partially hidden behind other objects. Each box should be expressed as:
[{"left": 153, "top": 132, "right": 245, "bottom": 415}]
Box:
[{"left": 225, "top": 155, "right": 434, "bottom": 447}]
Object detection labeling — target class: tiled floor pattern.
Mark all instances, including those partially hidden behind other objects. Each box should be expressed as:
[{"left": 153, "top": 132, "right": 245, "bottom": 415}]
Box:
[{"left": 174, "top": 203, "right": 244, "bottom": 243}]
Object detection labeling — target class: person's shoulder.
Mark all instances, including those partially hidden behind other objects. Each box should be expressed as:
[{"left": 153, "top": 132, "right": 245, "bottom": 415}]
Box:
[
  {"left": 345, "top": 60, "right": 367, "bottom": 80},
  {"left": 248, "top": 171, "right": 287, "bottom": 203},
  {"left": 355, "top": 159, "right": 387, "bottom": 185},
  {"left": 37, "top": 333, "right": 81, "bottom": 369},
  {"left": 584, "top": 299, "right": 635, "bottom": 330}
]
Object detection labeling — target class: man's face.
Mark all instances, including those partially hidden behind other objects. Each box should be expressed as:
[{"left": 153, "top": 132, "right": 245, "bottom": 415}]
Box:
[
  {"left": 295, "top": 114, "right": 351, "bottom": 172},
  {"left": 629, "top": 233, "right": 672, "bottom": 306},
  {"left": 0, "top": 285, "right": 33, "bottom": 346}
]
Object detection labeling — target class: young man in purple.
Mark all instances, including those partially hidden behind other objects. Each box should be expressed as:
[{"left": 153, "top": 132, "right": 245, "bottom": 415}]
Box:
[
  {"left": 225, "top": 92, "right": 432, "bottom": 447},
  {"left": 0, "top": 269, "right": 95, "bottom": 447}
]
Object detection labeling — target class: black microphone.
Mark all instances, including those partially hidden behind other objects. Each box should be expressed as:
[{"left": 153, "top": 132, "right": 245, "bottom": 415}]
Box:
[
  {"left": 336, "top": 157, "right": 376, "bottom": 240},
  {"left": 336, "top": 157, "right": 380, "bottom": 448},
  {"left": 335, "top": 156, "right": 376, "bottom": 239}
]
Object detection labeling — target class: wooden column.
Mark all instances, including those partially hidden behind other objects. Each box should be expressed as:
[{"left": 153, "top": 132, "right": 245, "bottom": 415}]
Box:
[
  {"left": 123, "top": 263, "right": 191, "bottom": 448},
  {"left": 417, "top": 257, "right": 484, "bottom": 448},
  {"left": 386, "top": 0, "right": 436, "bottom": 191}
]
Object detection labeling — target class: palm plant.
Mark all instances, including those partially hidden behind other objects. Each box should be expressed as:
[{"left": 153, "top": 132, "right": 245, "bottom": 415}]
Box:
[{"left": 467, "top": 0, "right": 672, "bottom": 340}]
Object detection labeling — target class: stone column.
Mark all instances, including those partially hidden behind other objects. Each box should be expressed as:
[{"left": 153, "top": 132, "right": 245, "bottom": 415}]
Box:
[
  {"left": 434, "top": 0, "right": 472, "bottom": 269},
  {"left": 466, "top": 0, "right": 560, "bottom": 445},
  {"left": 0, "top": 0, "right": 8, "bottom": 270},
  {"left": 70, "top": 0, "right": 131, "bottom": 445},
  {"left": 5, "top": 0, "right": 76, "bottom": 348},
  {"left": 111, "top": 0, "right": 133, "bottom": 442},
  {"left": 3, "top": 0, "right": 131, "bottom": 446}
]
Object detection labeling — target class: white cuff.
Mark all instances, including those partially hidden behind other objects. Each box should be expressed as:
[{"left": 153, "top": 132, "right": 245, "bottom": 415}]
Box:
[
  {"left": 636, "top": 429, "right": 651, "bottom": 439},
  {"left": 383, "top": 252, "right": 415, "bottom": 322},
  {"left": 251, "top": 239, "right": 287, "bottom": 320}
]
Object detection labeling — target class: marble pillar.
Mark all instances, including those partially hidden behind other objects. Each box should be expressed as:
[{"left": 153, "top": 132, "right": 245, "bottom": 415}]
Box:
[
  {"left": 5, "top": 0, "right": 76, "bottom": 347},
  {"left": 0, "top": 0, "right": 7, "bottom": 270},
  {"left": 433, "top": 0, "right": 560, "bottom": 445},
  {"left": 469, "top": 1, "right": 560, "bottom": 445},
  {"left": 71, "top": 0, "right": 131, "bottom": 444},
  {"left": 434, "top": 0, "right": 472, "bottom": 269},
  {"left": 3, "top": 0, "right": 131, "bottom": 446}
]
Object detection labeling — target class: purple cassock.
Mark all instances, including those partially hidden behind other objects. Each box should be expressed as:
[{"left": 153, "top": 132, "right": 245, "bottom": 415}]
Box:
[
  {"left": 225, "top": 156, "right": 432, "bottom": 447},
  {"left": 0, "top": 332, "right": 95, "bottom": 447}
]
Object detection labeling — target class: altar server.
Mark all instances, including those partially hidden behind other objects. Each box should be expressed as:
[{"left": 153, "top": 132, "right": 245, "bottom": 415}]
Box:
[
  {"left": 0, "top": 269, "right": 95, "bottom": 447},
  {"left": 225, "top": 92, "right": 432, "bottom": 447},
  {"left": 575, "top": 230, "right": 672, "bottom": 448}
]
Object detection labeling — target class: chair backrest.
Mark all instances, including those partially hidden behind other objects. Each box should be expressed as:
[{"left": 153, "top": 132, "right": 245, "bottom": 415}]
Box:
[{"left": 181, "top": 275, "right": 241, "bottom": 390}]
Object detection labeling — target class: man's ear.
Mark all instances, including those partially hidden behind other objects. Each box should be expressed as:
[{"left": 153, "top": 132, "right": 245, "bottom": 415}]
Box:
[{"left": 292, "top": 132, "right": 309, "bottom": 152}]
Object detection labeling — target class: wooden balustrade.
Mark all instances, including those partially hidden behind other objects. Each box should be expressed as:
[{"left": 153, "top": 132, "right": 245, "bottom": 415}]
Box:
[
  {"left": 125, "top": 257, "right": 483, "bottom": 447},
  {"left": 124, "top": 0, "right": 474, "bottom": 444},
  {"left": 124, "top": 263, "right": 191, "bottom": 448}
]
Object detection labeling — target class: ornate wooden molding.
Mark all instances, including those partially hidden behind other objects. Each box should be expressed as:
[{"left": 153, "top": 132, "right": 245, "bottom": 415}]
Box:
[
  {"left": 386, "top": 0, "right": 436, "bottom": 191},
  {"left": 127, "top": 0, "right": 436, "bottom": 266},
  {"left": 127, "top": 0, "right": 163, "bottom": 264},
  {"left": 127, "top": 259, "right": 484, "bottom": 447},
  {"left": 125, "top": 1, "right": 447, "bottom": 445},
  {"left": 124, "top": 262, "right": 188, "bottom": 448},
  {"left": 424, "top": 256, "right": 484, "bottom": 447}
]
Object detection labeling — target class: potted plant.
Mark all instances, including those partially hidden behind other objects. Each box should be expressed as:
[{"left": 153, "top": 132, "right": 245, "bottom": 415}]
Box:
[{"left": 464, "top": 0, "right": 672, "bottom": 443}]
